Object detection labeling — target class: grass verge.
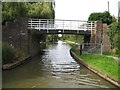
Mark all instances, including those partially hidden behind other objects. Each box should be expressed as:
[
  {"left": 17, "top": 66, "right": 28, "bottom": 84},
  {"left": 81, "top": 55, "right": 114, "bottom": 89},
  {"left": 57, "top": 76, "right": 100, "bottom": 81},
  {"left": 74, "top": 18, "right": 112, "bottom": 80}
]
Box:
[
  {"left": 103, "top": 52, "right": 119, "bottom": 57},
  {"left": 67, "top": 41, "right": 119, "bottom": 81}
]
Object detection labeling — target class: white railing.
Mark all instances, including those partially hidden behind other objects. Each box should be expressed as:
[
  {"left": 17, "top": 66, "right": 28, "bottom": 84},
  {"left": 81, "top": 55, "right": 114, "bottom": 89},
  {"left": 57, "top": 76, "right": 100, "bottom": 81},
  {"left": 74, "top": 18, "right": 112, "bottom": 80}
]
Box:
[{"left": 28, "top": 19, "right": 94, "bottom": 33}]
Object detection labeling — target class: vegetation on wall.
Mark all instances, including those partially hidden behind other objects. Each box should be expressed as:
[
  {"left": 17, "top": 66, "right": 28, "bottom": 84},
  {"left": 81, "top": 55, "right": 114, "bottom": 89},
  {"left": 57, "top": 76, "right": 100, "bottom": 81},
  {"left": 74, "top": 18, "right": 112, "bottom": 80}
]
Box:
[{"left": 2, "top": 43, "right": 16, "bottom": 64}]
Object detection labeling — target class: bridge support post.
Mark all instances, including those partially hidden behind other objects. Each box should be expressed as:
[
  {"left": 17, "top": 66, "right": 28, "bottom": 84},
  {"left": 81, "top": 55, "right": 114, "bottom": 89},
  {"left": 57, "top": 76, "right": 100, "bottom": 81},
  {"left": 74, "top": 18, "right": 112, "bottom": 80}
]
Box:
[{"left": 63, "top": 20, "right": 64, "bottom": 33}]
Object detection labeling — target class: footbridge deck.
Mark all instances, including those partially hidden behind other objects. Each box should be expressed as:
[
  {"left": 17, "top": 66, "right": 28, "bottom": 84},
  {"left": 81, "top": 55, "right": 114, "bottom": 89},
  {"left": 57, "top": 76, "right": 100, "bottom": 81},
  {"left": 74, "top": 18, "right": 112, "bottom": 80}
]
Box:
[{"left": 28, "top": 19, "right": 95, "bottom": 34}]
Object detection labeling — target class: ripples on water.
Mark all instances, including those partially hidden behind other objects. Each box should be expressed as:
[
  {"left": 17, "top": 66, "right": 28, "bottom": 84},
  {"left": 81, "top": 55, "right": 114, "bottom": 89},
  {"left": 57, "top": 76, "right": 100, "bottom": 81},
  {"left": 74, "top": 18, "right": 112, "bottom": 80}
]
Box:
[
  {"left": 37, "top": 41, "right": 114, "bottom": 88},
  {"left": 3, "top": 41, "right": 116, "bottom": 88}
]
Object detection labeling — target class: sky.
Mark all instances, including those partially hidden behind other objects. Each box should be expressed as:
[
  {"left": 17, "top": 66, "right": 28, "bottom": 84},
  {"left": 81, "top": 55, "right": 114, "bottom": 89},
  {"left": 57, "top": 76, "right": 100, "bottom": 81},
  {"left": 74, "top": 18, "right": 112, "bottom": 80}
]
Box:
[{"left": 55, "top": 0, "right": 120, "bottom": 21}]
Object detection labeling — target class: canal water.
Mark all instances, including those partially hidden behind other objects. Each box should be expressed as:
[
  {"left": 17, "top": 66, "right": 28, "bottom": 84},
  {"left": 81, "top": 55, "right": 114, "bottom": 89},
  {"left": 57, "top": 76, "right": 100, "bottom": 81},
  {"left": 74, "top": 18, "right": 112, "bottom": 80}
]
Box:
[{"left": 3, "top": 41, "right": 116, "bottom": 88}]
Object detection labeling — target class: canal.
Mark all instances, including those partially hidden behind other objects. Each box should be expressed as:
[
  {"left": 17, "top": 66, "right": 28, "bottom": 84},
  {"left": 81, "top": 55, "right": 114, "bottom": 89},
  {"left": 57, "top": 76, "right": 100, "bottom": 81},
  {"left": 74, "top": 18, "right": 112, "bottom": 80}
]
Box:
[{"left": 3, "top": 41, "right": 116, "bottom": 88}]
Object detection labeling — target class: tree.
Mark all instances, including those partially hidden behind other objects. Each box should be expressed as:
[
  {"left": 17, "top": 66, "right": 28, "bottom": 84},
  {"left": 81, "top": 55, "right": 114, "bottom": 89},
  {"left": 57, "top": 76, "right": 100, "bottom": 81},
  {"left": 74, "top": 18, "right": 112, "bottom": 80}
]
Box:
[
  {"left": 2, "top": 2, "right": 55, "bottom": 23},
  {"left": 118, "top": 17, "right": 120, "bottom": 56},
  {"left": 88, "top": 11, "right": 112, "bottom": 25},
  {"left": 108, "top": 22, "right": 118, "bottom": 54},
  {"left": 2, "top": 2, "right": 55, "bottom": 46},
  {"left": 27, "top": 2, "right": 54, "bottom": 19},
  {"left": 2, "top": 2, "right": 28, "bottom": 24}
]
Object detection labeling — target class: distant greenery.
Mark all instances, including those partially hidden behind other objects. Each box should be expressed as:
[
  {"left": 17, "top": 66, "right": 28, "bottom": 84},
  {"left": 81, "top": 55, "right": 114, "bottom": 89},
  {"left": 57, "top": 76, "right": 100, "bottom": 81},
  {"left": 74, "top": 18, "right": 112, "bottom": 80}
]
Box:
[
  {"left": 88, "top": 11, "right": 112, "bottom": 25},
  {"left": 46, "top": 34, "right": 59, "bottom": 42},
  {"left": 65, "top": 40, "right": 78, "bottom": 49},
  {"left": 61, "top": 35, "right": 84, "bottom": 44}
]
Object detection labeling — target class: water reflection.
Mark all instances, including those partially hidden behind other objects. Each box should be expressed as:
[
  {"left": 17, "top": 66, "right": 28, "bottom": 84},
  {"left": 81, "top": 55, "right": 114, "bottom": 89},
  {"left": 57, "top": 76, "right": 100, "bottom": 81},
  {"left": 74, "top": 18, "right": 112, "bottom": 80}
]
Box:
[{"left": 3, "top": 41, "right": 116, "bottom": 88}]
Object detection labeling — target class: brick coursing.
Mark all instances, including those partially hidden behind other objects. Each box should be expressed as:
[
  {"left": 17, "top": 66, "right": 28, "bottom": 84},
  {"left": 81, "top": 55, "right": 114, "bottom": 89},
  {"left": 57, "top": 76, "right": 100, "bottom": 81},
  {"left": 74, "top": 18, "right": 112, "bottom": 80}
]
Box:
[{"left": 2, "top": 18, "right": 40, "bottom": 56}]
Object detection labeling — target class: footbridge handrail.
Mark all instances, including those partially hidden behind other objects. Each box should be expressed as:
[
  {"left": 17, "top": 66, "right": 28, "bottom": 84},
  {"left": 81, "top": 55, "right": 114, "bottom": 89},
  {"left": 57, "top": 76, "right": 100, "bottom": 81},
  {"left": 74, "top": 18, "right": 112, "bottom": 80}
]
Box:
[{"left": 28, "top": 19, "right": 95, "bottom": 34}]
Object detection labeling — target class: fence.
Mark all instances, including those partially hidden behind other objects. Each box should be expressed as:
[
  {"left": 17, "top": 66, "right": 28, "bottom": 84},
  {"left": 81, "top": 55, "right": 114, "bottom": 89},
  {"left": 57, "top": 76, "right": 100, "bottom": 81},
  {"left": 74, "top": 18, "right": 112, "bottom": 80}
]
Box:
[
  {"left": 28, "top": 19, "right": 95, "bottom": 32},
  {"left": 81, "top": 43, "right": 111, "bottom": 55}
]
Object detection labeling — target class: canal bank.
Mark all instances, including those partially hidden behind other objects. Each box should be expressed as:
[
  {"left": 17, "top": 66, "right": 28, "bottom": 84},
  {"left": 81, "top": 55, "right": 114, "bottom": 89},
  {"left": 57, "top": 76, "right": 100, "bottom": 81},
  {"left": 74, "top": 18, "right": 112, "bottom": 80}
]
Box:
[
  {"left": 70, "top": 49, "right": 120, "bottom": 88},
  {"left": 2, "top": 41, "right": 47, "bottom": 70},
  {"left": 2, "top": 55, "right": 31, "bottom": 70}
]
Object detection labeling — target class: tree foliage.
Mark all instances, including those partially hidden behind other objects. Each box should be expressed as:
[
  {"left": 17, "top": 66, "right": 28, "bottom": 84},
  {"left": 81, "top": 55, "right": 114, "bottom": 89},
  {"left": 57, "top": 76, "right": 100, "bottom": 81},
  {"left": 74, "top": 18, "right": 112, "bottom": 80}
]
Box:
[
  {"left": 46, "top": 34, "right": 58, "bottom": 42},
  {"left": 27, "top": 2, "right": 54, "bottom": 19},
  {"left": 2, "top": 2, "right": 55, "bottom": 24},
  {"left": 2, "top": 2, "right": 55, "bottom": 44},
  {"left": 118, "top": 18, "right": 120, "bottom": 56},
  {"left": 61, "top": 35, "right": 84, "bottom": 44},
  {"left": 2, "top": 2, "right": 28, "bottom": 24},
  {"left": 88, "top": 11, "right": 112, "bottom": 25},
  {"left": 2, "top": 2, "right": 55, "bottom": 61},
  {"left": 108, "top": 22, "right": 119, "bottom": 54}
]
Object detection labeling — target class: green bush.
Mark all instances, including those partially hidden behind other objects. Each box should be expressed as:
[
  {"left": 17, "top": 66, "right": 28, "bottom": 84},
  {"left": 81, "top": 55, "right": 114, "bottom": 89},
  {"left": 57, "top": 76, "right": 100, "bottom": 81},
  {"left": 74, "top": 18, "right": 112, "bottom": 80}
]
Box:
[{"left": 2, "top": 43, "right": 15, "bottom": 64}]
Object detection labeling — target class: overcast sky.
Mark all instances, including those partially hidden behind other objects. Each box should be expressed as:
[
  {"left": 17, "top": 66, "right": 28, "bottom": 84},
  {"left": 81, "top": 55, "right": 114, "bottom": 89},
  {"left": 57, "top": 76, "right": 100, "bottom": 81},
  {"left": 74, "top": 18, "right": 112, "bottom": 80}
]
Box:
[{"left": 55, "top": 0, "right": 119, "bottom": 20}]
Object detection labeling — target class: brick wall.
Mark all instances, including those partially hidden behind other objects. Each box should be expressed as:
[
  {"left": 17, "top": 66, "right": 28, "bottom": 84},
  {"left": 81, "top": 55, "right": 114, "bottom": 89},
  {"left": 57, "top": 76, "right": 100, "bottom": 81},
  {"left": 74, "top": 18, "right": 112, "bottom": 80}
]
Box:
[
  {"left": 90, "top": 21, "right": 111, "bottom": 52},
  {"left": 102, "top": 24, "right": 111, "bottom": 52},
  {"left": 2, "top": 18, "right": 41, "bottom": 56},
  {"left": 90, "top": 20, "right": 103, "bottom": 44},
  {"left": 2, "top": 19, "right": 28, "bottom": 53}
]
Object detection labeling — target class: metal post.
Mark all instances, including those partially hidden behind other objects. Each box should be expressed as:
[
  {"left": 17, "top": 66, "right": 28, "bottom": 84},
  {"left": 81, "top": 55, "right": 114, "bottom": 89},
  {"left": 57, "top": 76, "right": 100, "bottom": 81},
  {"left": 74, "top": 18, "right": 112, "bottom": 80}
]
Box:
[
  {"left": 101, "top": 43, "right": 103, "bottom": 55},
  {"left": 91, "top": 21, "right": 93, "bottom": 34},
  {"left": 39, "top": 19, "right": 40, "bottom": 31},
  {"left": 43, "top": 24, "right": 45, "bottom": 30},
  {"left": 19, "top": 3, "right": 21, "bottom": 50},
  {"left": 63, "top": 20, "right": 64, "bottom": 33},
  {"left": 70, "top": 20, "right": 71, "bottom": 30},
  {"left": 47, "top": 19, "right": 49, "bottom": 33},
  {"left": 31, "top": 19, "right": 32, "bottom": 29},
  {"left": 80, "top": 44, "right": 82, "bottom": 55},
  {"left": 77, "top": 21, "right": 79, "bottom": 33}
]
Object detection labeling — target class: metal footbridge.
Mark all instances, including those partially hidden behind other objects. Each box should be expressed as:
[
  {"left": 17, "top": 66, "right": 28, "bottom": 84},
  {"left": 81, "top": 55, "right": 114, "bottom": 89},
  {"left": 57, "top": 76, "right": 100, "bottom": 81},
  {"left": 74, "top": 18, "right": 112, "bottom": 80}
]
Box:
[{"left": 28, "top": 19, "right": 95, "bottom": 34}]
